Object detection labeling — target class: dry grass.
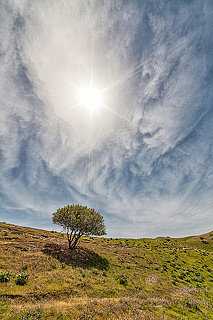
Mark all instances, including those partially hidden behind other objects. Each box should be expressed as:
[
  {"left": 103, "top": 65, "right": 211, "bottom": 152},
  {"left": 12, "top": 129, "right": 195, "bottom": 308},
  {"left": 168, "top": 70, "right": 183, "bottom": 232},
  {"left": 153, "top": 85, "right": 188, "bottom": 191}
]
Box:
[{"left": 0, "top": 222, "right": 213, "bottom": 319}]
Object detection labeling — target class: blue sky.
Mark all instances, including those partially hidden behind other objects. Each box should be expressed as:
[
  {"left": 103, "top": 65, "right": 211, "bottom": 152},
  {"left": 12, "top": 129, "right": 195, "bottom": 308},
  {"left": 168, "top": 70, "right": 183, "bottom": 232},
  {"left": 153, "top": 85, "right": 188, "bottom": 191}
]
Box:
[{"left": 0, "top": 0, "right": 213, "bottom": 238}]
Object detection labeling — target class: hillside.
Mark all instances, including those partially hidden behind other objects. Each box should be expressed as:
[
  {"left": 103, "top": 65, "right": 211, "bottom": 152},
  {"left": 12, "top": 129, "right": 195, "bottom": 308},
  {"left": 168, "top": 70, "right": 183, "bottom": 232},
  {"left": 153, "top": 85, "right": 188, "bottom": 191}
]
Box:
[{"left": 0, "top": 222, "right": 213, "bottom": 319}]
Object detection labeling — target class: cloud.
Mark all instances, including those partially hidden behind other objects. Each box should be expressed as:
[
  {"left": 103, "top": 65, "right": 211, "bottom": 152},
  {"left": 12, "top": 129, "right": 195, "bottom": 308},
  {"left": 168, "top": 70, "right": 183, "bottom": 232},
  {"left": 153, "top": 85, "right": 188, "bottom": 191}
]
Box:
[{"left": 0, "top": 0, "right": 213, "bottom": 237}]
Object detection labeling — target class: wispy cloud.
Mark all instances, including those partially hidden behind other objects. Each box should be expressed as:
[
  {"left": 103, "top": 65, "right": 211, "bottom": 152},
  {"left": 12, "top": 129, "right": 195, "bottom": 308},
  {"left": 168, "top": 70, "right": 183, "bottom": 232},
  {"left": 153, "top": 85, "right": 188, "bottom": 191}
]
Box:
[{"left": 0, "top": 0, "right": 213, "bottom": 237}]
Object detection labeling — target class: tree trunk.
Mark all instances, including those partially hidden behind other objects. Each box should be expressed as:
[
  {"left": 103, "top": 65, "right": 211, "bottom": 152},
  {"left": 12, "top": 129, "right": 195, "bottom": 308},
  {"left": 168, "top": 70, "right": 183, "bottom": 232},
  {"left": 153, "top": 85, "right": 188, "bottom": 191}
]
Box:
[
  {"left": 67, "top": 232, "right": 72, "bottom": 249},
  {"left": 69, "top": 234, "right": 81, "bottom": 250}
]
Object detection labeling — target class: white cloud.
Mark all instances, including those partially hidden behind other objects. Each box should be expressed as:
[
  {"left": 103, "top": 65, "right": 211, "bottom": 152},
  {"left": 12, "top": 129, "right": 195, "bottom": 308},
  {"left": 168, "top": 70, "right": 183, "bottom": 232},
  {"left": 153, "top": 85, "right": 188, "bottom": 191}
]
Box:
[{"left": 1, "top": 0, "right": 213, "bottom": 237}]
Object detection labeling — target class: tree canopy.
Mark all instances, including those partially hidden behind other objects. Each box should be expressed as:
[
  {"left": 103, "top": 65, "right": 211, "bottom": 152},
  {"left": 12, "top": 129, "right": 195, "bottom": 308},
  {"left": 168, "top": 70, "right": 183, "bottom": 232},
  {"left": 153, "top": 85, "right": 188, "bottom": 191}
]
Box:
[{"left": 52, "top": 204, "right": 106, "bottom": 250}]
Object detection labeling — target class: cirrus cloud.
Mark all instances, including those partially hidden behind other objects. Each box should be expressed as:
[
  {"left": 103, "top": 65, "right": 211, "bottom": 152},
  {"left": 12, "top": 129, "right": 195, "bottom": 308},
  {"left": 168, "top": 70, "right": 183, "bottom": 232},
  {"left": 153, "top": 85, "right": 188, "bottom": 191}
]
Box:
[{"left": 0, "top": 0, "right": 213, "bottom": 237}]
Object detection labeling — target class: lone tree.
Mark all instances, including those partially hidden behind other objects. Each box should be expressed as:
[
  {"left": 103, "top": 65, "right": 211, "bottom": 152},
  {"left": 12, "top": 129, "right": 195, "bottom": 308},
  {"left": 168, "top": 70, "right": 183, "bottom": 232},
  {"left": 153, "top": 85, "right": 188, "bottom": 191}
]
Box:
[{"left": 52, "top": 204, "right": 106, "bottom": 250}]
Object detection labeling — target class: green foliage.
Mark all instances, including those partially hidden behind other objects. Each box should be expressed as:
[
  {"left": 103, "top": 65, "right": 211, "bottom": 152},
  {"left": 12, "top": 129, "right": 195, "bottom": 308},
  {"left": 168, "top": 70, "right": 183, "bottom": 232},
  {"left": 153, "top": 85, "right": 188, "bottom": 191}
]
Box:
[
  {"left": 0, "top": 222, "right": 213, "bottom": 319},
  {"left": 22, "top": 264, "right": 28, "bottom": 270},
  {"left": 50, "top": 262, "right": 57, "bottom": 269},
  {"left": 52, "top": 204, "right": 106, "bottom": 250},
  {"left": 92, "top": 268, "right": 99, "bottom": 275},
  {"left": 15, "top": 272, "right": 29, "bottom": 285},
  {"left": 0, "top": 271, "right": 12, "bottom": 283},
  {"left": 118, "top": 274, "right": 128, "bottom": 285}
]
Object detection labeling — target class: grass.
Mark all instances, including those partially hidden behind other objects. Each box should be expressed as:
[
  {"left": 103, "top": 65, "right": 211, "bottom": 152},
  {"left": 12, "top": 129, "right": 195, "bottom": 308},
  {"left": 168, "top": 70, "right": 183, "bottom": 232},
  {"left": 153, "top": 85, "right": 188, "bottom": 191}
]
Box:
[{"left": 0, "top": 222, "right": 213, "bottom": 319}]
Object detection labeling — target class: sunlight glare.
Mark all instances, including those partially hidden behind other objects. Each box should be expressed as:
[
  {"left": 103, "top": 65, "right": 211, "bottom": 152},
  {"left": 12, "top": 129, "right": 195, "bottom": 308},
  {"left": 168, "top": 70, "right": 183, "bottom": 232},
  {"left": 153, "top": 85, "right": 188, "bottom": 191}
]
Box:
[{"left": 80, "top": 87, "right": 102, "bottom": 109}]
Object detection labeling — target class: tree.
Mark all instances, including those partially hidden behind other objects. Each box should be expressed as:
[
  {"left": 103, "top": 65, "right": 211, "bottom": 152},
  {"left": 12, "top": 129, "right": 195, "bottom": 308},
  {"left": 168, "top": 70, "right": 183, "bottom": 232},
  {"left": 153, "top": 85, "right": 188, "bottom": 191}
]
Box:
[{"left": 52, "top": 204, "right": 106, "bottom": 250}]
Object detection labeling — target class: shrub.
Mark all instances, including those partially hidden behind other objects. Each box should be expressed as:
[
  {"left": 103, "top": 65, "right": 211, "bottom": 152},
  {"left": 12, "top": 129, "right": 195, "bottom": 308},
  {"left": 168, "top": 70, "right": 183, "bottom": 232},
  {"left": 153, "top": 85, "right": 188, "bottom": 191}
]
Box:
[
  {"left": 0, "top": 271, "right": 12, "bottom": 283},
  {"left": 118, "top": 274, "right": 128, "bottom": 285},
  {"left": 162, "top": 263, "right": 167, "bottom": 271},
  {"left": 92, "top": 268, "right": 99, "bottom": 275},
  {"left": 15, "top": 272, "right": 29, "bottom": 285},
  {"left": 178, "top": 272, "right": 186, "bottom": 280},
  {"left": 202, "top": 239, "right": 209, "bottom": 244},
  {"left": 22, "top": 264, "right": 28, "bottom": 270},
  {"left": 196, "top": 275, "right": 205, "bottom": 283},
  {"left": 50, "top": 262, "right": 57, "bottom": 269}
]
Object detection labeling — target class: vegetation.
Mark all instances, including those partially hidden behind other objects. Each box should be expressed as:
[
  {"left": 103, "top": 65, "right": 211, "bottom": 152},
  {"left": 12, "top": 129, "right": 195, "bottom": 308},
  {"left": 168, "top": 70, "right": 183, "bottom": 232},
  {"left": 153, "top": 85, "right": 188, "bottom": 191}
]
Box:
[
  {"left": 0, "top": 222, "right": 213, "bottom": 319},
  {"left": 15, "top": 272, "right": 29, "bottom": 286},
  {"left": 52, "top": 205, "right": 106, "bottom": 250},
  {"left": 0, "top": 271, "right": 11, "bottom": 283}
]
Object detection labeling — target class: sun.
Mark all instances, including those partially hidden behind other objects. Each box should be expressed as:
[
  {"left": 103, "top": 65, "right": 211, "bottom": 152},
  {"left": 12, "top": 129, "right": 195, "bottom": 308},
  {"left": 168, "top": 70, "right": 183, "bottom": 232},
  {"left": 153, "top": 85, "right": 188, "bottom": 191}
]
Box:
[{"left": 80, "top": 86, "right": 102, "bottom": 109}]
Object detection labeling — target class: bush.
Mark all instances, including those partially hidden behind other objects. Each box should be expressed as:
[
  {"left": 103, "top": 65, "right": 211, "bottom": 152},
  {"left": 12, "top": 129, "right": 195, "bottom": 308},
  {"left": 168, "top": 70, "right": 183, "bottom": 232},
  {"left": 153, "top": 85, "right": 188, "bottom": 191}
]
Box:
[
  {"left": 178, "top": 272, "right": 186, "bottom": 280},
  {"left": 15, "top": 272, "right": 29, "bottom": 285},
  {"left": 22, "top": 264, "right": 28, "bottom": 270},
  {"left": 118, "top": 274, "right": 128, "bottom": 285},
  {"left": 50, "top": 262, "right": 57, "bottom": 269},
  {"left": 162, "top": 263, "right": 167, "bottom": 271},
  {"left": 0, "top": 271, "right": 12, "bottom": 283},
  {"left": 202, "top": 239, "right": 209, "bottom": 244},
  {"left": 92, "top": 268, "right": 99, "bottom": 275}
]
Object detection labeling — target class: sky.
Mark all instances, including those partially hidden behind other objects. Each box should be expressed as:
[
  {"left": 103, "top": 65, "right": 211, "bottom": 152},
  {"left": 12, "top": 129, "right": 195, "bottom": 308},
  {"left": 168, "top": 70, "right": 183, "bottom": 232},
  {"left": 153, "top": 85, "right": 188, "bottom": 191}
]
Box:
[{"left": 0, "top": 0, "right": 213, "bottom": 238}]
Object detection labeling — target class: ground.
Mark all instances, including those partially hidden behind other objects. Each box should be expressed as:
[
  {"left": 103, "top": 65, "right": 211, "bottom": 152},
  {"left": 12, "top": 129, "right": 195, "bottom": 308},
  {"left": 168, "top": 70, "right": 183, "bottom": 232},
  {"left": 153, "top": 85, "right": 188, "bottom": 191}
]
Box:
[{"left": 0, "top": 222, "right": 213, "bottom": 319}]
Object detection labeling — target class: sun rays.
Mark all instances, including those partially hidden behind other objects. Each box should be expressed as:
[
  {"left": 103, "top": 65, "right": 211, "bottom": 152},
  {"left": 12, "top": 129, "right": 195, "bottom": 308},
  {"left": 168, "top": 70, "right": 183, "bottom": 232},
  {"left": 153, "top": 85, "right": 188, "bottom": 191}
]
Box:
[
  {"left": 79, "top": 86, "right": 102, "bottom": 110},
  {"left": 56, "top": 25, "right": 213, "bottom": 175}
]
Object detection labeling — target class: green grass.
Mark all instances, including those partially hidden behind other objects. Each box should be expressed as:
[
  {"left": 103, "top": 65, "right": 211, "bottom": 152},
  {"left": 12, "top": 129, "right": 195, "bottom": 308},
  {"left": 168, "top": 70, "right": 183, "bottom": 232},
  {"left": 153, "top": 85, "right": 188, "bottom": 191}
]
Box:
[{"left": 0, "top": 222, "right": 213, "bottom": 319}]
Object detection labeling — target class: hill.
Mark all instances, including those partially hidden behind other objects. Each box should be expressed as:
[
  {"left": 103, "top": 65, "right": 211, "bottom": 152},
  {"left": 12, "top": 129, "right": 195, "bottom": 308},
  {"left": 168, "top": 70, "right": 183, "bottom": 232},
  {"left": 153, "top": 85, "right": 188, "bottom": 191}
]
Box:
[{"left": 0, "top": 222, "right": 213, "bottom": 319}]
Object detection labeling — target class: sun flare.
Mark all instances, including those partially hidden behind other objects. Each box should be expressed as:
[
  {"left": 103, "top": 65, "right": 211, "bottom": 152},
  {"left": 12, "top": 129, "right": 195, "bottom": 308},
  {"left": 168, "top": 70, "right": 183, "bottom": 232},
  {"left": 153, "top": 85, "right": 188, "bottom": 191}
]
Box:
[{"left": 80, "top": 87, "right": 102, "bottom": 109}]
